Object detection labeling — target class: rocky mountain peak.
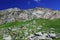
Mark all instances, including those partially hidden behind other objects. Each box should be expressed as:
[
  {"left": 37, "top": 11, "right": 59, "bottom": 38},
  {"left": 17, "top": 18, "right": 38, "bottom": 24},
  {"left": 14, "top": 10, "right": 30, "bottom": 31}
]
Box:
[
  {"left": 6, "top": 7, "right": 21, "bottom": 12},
  {"left": 0, "top": 7, "right": 60, "bottom": 24}
]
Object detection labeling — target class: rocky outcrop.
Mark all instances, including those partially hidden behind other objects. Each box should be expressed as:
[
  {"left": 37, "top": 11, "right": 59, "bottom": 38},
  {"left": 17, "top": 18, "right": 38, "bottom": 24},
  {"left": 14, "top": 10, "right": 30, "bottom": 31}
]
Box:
[{"left": 0, "top": 7, "right": 60, "bottom": 24}]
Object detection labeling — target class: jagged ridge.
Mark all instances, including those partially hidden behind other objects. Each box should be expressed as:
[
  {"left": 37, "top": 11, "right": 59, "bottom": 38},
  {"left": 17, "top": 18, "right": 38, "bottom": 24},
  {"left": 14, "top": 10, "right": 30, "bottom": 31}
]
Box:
[{"left": 0, "top": 7, "right": 60, "bottom": 24}]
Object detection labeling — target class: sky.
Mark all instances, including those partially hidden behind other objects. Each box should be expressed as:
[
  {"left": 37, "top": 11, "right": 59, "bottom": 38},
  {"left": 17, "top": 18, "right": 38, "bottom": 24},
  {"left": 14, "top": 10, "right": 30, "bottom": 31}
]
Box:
[{"left": 0, "top": 0, "right": 60, "bottom": 10}]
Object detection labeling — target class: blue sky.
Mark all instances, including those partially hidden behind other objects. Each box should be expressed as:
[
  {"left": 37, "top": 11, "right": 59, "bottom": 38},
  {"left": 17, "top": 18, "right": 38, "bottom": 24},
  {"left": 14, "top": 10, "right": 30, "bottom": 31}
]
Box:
[{"left": 0, "top": 0, "right": 60, "bottom": 10}]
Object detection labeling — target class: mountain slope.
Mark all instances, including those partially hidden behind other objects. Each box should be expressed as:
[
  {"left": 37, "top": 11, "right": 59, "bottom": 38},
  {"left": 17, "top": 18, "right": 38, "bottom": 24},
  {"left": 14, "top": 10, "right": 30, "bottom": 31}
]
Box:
[{"left": 0, "top": 7, "right": 60, "bottom": 24}]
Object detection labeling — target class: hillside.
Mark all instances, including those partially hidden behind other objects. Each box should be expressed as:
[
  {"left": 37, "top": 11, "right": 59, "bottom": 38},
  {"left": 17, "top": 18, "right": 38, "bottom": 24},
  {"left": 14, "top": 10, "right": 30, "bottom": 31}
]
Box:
[
  {"left": 0, "top": 7, "right": 60, "bottom": 40},
  {"left": 0, "top": 7, "right": 60, "bottom": 24},
  {"left": 0, "top": 18, "right": 60, "bottom": 40}
]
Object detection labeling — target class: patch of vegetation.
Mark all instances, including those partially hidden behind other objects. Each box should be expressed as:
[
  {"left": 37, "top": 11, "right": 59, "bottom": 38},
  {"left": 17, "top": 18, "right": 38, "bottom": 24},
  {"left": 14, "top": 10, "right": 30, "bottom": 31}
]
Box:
[{"left": 0, "top": 18, "right": 60, "bottom": 40}]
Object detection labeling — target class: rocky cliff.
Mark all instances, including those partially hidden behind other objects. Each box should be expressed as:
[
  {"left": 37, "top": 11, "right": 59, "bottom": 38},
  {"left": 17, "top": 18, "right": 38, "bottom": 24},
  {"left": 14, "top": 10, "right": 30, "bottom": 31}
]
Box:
[{"left": 0, "top": 7, "right": 60, "bottom": 24}]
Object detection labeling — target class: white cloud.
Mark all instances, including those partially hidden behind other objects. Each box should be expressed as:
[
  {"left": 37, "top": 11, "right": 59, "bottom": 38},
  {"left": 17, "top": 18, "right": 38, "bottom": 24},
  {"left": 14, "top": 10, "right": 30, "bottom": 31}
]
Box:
[{"left": 34, "top": 0, "right": 41, "bottom": 2}]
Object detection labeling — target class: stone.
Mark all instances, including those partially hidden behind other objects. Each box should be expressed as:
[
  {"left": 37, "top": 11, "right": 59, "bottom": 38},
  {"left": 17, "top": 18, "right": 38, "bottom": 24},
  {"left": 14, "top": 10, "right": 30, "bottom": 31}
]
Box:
[
  {"left": 3, "top": 34, "right": 12, "bottom": 40},
  {"left": 56, "top": 33, "right": 60, "bottom": 38},
  {"left": 24, "top": 32, "right": 28, "bottom": 36},
  {"left": 35, "top": 32, "right": 42, "bottom": 36},
  {"left": 50, "top": 28, "right": 55, "bottom": 30},
  {"left": 28, "top": 34, "right": 34, "bottom": 38},
  {"left": 37, "top": 27, "right": 41, "bottom": 30},
  {"left": 49, "top": 32, "right": 56, "bottom": 39},
  {"left": 39, "top": 25, "right": 43, "bottom": 28},
  {"left": 11, "top": 28, "right": 18, "bottom": 31}
]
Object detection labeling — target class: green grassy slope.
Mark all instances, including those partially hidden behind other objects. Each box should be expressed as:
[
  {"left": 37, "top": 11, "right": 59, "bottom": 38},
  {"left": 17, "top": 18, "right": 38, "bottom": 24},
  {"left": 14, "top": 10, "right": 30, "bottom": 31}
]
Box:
[{"left": 0, "top": 18, "right": 60, "bottom": 40}]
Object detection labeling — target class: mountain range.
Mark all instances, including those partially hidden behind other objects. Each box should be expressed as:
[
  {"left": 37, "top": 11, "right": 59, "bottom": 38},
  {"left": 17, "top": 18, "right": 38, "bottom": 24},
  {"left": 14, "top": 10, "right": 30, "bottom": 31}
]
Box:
[{"left": 0, "top": 7, "right": 60, "bottom": 24}]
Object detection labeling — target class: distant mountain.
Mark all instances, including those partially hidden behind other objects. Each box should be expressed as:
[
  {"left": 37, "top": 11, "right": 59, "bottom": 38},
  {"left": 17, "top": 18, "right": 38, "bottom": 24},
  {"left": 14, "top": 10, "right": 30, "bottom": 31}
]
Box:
[{"left": 0, "top": 7, "right": 60, "bottom": 24}]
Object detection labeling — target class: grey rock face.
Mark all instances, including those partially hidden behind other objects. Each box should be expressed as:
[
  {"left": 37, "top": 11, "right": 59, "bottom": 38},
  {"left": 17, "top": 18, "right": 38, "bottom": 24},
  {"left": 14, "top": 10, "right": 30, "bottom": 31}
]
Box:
[{"left": 0, "top": 7, "right": 60, "bottom": 24}]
